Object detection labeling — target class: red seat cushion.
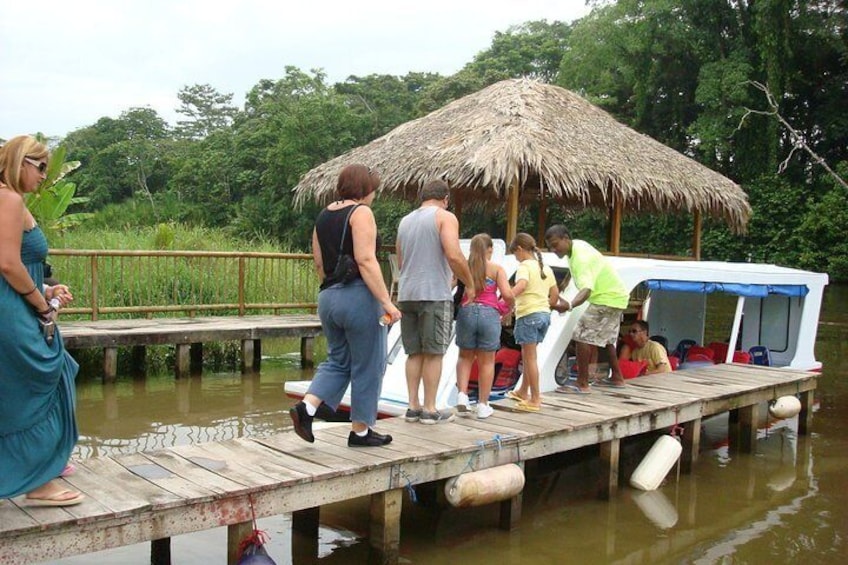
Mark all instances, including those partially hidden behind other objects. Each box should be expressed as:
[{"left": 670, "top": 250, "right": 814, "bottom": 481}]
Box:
[{"left": 619, "top": 359, "right": 648, "bottom": 379}]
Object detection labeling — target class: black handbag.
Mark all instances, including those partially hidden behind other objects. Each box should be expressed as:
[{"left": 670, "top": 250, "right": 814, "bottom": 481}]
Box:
[{"left": 330, "top": 204, "right": 362, "bottom": 284}]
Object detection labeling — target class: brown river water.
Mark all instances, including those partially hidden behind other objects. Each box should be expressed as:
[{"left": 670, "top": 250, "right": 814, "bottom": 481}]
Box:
[{"left": 49, "top": 284, "right": 848, "bottom": 564}]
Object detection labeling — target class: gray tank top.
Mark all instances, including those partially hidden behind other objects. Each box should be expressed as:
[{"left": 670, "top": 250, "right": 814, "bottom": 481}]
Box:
[{"left": 397, "top": 206, "right": 452, "bottom": 301}]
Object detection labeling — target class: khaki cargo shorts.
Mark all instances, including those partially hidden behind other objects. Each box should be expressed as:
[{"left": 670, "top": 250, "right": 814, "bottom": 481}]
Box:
[{"left": 572, "top": 304, "right": 623, "bottom": 347}]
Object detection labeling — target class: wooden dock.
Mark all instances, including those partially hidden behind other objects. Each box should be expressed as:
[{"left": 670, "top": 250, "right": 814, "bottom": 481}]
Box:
[
  {"left": 0, "top": 364, "right": 817, "bottom": 564},
  {"left": 58, "top": 314, "right": 323, "bottom": 381}
]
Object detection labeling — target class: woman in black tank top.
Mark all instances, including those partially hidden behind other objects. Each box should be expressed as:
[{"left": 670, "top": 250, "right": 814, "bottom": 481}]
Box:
[{"left": 290, "top": 165, "right": 401, "bottom": 447}]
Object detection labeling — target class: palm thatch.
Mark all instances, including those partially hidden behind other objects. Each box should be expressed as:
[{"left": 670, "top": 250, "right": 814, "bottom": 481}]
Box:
[{"left": 294, "top": 78, "right": 751, "bottom": 233}]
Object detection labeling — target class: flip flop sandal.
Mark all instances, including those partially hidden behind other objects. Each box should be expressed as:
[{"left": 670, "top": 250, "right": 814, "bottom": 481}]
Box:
[
  {"left": 555, "top": 384, "right": 592, "bottom": 395},
  {"left": 514, "top": 401, "right": 541, "bottom": 412},
  {"left": 593, "top": 379, "right": 626, "bottom": 389},
  {"left": 25, "top": 490, "right": 85, "bottom": 507},
  {"left": 506, "top": 390, "right": 527, "bottom": 402}
]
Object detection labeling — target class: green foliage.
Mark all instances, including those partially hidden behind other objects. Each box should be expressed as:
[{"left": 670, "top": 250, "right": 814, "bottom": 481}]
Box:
[
  {"left": 796, "top": 162, "right": 848, "bottom": 279},
  {"left": 25, "top": 143, "right": 94, "bottom": 237}
]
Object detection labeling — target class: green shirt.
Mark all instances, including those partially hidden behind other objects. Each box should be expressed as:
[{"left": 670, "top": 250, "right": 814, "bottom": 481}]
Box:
[{"left": 568, "top": 240, "right": 629, "bottom": 309}]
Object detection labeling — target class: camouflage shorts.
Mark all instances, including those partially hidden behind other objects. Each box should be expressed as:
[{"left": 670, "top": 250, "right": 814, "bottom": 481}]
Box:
[{"left": 572, "top": 304, "right": 623, "bottom": 347}]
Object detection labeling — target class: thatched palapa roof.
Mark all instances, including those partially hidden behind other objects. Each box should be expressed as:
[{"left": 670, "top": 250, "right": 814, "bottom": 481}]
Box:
[{"left": 294, "top": 79, "right": 751, "bottom": 233}]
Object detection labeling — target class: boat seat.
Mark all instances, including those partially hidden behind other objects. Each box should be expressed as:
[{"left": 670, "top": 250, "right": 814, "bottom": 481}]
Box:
[
  {"left": 708, "top": 342, "right": 730, "bottom": 363},
  {"left": 732, "top": 351, "right": 752, "bottom": 364},
  {"left": 672, "top": 339, "right": 697, "bottom": 362},
  {"left": 649, "top": 335, "right": 669, "bottom": 353},
  {"left": 748, "top": 345, "right": 771, "bottom": 366},
  {"left": 468, "top": 348, "right": 522, "bottom": 401},
  {"left": 667, "top": 355, "right": 680, "bottom": 371},
  {"left": 687, "top": 345, "right": 715, "bottom": 362}
]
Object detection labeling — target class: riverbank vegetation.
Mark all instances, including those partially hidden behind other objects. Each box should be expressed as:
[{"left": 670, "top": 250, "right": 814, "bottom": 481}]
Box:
[{"left": 16, "top": 1, "right": 848, "bottom": 280}]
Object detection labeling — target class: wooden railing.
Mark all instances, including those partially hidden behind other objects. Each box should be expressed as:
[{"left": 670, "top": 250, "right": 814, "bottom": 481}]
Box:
[{"left": 47, "top": 249, "right": 321, "bottom": 320}]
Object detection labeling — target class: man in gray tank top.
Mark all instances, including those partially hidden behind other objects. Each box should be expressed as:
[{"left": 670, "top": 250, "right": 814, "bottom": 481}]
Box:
[{"left": 396, "top": 179, "right": 476, "bottom": 424}]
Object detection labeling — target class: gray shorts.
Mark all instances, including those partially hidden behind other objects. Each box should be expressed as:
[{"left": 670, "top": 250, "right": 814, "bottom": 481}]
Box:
[
  {"left": 572, "top": 304, "right": 623, "bottom": 347},
  {"left": 399, "top": 300, "right": 453, "bottom": 355}
]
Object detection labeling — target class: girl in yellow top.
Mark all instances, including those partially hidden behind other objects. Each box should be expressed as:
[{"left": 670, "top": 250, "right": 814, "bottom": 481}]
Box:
[{"left": 506, "top": 233, "right": 559, "bottom": 412}]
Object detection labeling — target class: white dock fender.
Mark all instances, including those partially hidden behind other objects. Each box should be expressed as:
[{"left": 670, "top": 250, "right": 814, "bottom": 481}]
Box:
[
  {"left": 630, "top": 435, "right": 683, "bottom": 491},
  {"left": 769, "top": 395, "right": 802, "bottom": 419},
  {"left": 445, "top": 464, "right": 525, "bottom": 508}
]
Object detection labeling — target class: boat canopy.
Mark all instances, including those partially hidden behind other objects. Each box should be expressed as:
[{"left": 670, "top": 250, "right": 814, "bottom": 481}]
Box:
[{"left": 644, "top": 280, "right": 809, "bottom": 298}]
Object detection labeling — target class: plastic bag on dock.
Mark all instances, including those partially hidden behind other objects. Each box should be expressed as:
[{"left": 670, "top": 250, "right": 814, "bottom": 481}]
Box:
[{"left": 237, "top": 530, "right": 276, "bottom": 565}]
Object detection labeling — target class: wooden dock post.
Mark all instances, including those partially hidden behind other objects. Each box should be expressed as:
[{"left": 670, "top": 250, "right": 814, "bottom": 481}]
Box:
[
  {"left": 599, "top": 438, "right": 620, "bottom": 499},
  {"left": 499, "top": 461, "right": 524, "bottom": 531},
  {"left": 190, "top": 343, "right": 203, "bottom": 374},
  {"left": 732, "top": 404, "right": 759, "bottom": 453},
  {"left": 680, "top": 418, "right": 701, "bottom": 473},
  {"left": 130, "top": 345, "right": 146, "bottom": 376},
  {"left": 226, "top": 521, "right": 253, "bottom": 565},
  {"left": 798, "top": 389, "right": 814, "bottom": 435},
  {"left": 103, "top": 347, "right": 118, "bottom": 383},
  {"left": 241, "top": 339, "right": 255, "bottom": 373},
  {"left": 150, "top": 537, "right": 171, "bottom": 565},
  {"left": 175, "top": 344, "right": 190, "bottom": 378},
  {"left": 369, "top": 488, "right": 402, "bottom": 565},
  {"left": 301, "top": 336, "right": 315, "bottom": 368}
]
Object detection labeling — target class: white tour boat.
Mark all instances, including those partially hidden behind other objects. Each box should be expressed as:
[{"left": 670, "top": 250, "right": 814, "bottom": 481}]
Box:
[{"left": 284, "top": 239, "right": 828, "bottom": 417}]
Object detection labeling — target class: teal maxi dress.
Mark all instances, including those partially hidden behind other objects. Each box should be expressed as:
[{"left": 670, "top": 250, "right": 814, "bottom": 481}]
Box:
[{"left": 0, "top": 226, "right": 79, "bottom": 498}]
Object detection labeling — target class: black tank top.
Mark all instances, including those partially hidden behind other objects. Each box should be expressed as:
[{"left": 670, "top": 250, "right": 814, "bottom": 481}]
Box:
[{"left": 315, "top": 205, "right": 360, "bottom": 289}]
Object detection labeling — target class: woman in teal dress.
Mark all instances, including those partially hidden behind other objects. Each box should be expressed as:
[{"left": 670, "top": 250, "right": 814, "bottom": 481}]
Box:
[{"left": 0, "top": 135, "right": 83, "bottom": 506}]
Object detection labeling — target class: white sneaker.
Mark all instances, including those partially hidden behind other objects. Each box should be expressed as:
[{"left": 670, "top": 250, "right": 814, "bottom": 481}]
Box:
[
  {"left": 456, "top": 391, "right": 470, "bottom": 413},
  {"left": 476, "top": 403, "right": 494, "bottom": 419}
]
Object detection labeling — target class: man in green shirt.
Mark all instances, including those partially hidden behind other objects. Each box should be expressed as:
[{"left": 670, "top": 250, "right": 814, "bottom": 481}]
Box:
[{"left": 545, "top": 225, "right": 630, "bottom": 392}]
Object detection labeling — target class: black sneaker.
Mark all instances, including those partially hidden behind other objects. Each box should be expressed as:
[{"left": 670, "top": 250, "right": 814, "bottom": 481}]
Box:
[
  {"left": 289, "top": 401, "right": 315, "bottom": 443},
  {"left": 348, "top": 429, "right": 393, "bottom": 447}
]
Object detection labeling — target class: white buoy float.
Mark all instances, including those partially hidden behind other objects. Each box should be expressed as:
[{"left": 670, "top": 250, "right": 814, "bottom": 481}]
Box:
[
  {"left": 630, "top": 435, "right": 682, "bottom": 491},
  {"left": 445, "top": 464, "right": 525, "bottom": 508},
  {"left": 769, "top": 396, "right": 802, "bottom": 419}
]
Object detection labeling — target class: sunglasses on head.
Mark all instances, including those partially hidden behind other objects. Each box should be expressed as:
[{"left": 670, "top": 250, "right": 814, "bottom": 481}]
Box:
[{"left": 24, "top": 157, "right": 48, "bottom": 175}]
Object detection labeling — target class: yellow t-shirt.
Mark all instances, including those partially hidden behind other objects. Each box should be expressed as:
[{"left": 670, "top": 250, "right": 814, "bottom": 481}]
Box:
[
  {"left": 631, "top": 340, "right": 670, "bottom": 373},
  {"left": 514, "top": 259, "right": 557, "bottom": 318}
]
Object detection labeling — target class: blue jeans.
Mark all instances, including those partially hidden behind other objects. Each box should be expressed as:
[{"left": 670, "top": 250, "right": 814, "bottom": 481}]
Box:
[
  {"left": 456, "top": 303, "right": 501, "bottom": 351},
  {"left": 513, "top": 311, "right": 551, "bottom": 344},
  {"left": 308, "top": 280, "right": 387, "bottom": 426}
]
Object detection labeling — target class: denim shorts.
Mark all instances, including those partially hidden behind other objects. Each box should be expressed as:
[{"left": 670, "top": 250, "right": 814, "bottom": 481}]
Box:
[
  {"left": 513, "top": 311, "right": 551, "bottom": 345},
  {"left": 455, "top": 303, "right": 501, "bottom": 351}
]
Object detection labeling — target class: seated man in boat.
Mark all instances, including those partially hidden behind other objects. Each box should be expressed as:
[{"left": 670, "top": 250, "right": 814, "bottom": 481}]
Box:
[
  {"left": 625, "top": 320, "right": 671, "bottom": 374},
  {"left": 545, "top": 225, "right": 630, "bottom": 392}
]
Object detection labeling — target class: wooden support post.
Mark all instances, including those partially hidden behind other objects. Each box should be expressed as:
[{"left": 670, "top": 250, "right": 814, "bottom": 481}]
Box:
[
  {"left": 599, "top": 438, "right": 620, "bottom": 499},
  {"left": 241, "top": 339, "right": 255, "bottom": 374},
  {"left": 227, "top": 521, "right": 254, "bottom": 565},
  {"left": 680, "top": 418, "right": 701, "bottom": 473},
  {"left": 798, "top": 389, "right": 814, "bottom": 435},
  {"left": 190, "top": 343, "right": 203, "bottom": 374},
  {"left": 253, "top": 339, "right": 262, "bottom": 371},
  {"left": 506, "top": 177, "right": 519, "bottom": 244},
  {"left": 150, "top": 537, "right": 171, "bottom": 565},
  {"left": 608, "top": 199, "right": 622, "bottom": 255},
  {"left": 130, "top": 346, "right": 146, "bottom": 376},
  {"left": 736, "top": 404, "right": 759, "bottom": 453},
  {"left": 369, "top": 488, "right": 402, "bottom": 565},
  {"left": 103, "top": 347, "right": 118, "bottom": 383},
  {"left": 175, "top": 344, "right": 190, "bottom": 379},
  {"left": 499, "top": 461, "right": 524, "bottom": 531},
  {"left": 291, "top": 507, "right": 320, "bottom": 563},
  {"left": 692, "top": 210, "right": 702, "bottom": 260},
  {"left": 301, "top": 336, "right": 315, "bottom": 368},
  {"left": 537, "top": 186, "right": 547, "bottom": 246},
  {"left": 292, "top": 506, "right": 320, "bottom": 536}
]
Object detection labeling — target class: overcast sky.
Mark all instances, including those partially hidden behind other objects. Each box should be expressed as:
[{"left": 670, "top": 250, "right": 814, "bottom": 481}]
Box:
[{"left": 0, "top": 1, "right": 592, "bottom": 141}]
